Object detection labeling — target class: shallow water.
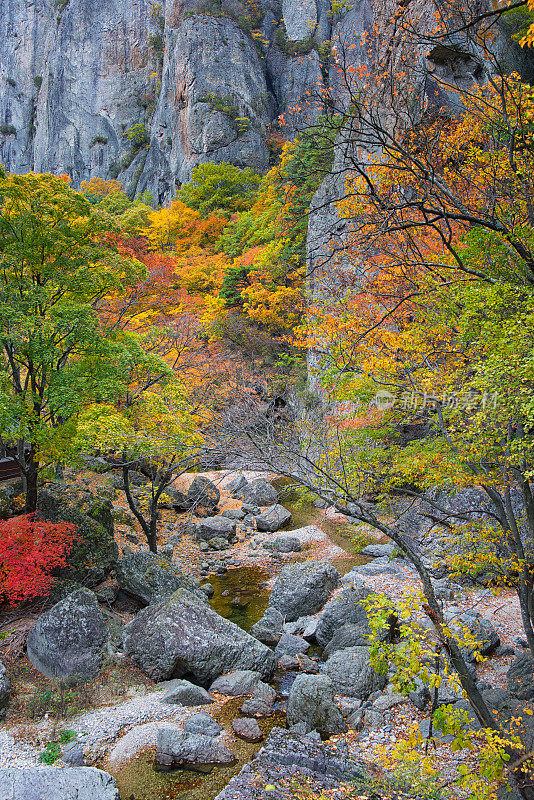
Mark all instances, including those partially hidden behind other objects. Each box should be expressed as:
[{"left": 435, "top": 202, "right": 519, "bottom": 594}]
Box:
[{"left": 206, "top": 566, "right": 270, "bottom": 632}]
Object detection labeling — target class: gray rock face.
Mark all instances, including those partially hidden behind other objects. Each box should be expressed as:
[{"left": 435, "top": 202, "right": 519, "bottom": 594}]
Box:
[
  {"left": 283, "top": 0, "right": 317, "bottom": 41},
  {"left": 27, "top": 589, "right": 108, "bottom": 682},
  {"left": 122, "top": 589, "right": 275, "bottom": 684},
  {"left": 227, "top": 475, "right": 248, "bottom": 496},
  {"left": 269, "top": 561, "right": 341, "bottom": 622},
  {"left": 187, "top": 476, "right": 220, "bottom": 509},
  {"left": 213, "top": 727, "right": 366, "bottom": 800},
  {"left": 209, "top": 670, "right": 261, "bottom": 696},
  {"left": 196, "top": 516, "right": 237, "bottom": 544},
  {"left": 184, "top": 713, "right": 222, "bottom": 737},
  {"left": 315, "top": 582, "right": 371, "bottom": 648},
  {"left": 159, "top": 679, "right": 214, "bottom": 706},
  {"left": 362, "top": 543, "right": 395, "bottom": 558},
  {"left": 508, "top": 654, "right": 534, "bottom": 701},
  {"left": 265, "top": 535, "right": 301, "bottom": 553},
  {"left": 232, "top": 717, "right": 262, "bottom": 742},
  {"left": 155, "top": 729, "right": 235, "bottom": 771},
  {"left": 0, "top": 661, "right": 10, "bottom": 719},
  {"left": 255, "top": 504, "right": 291, "bottom": 532},
  {"left": 324, "top": 623, "right": 370, "bottom": 656},
  {"left": 0, "top": 767, "right": 119, "bottom": 800},
  {"left": 115, "top": 551, "right": 205, "bottom": 606},
  {"left": 456, "top": 611, "right": 500, "bottom": 660},
  {"left": 287, "top": 674, "right": 347, "bottom": 736},
  {"left": 323, "top": 646, "right": 386, "bottom": 699},
  {"left": 237, "top": 479, "right": 279, "bottom": 507},
  {"left": 250, "top": 607, "right": 284, "bottom": 645}
]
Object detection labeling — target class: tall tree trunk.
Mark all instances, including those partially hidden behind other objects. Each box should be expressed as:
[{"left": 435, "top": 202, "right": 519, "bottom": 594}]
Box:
[{"left": 24, "top": 449, "right": 38, "bottom": 513}]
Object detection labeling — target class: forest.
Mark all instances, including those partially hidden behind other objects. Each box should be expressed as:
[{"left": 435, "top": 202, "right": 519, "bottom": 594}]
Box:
[{"left": 3, "top": 1, "right": 534, "bottom": 799}]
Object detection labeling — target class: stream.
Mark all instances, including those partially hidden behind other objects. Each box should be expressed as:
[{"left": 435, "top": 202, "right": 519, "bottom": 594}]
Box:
[{"left": 113, "top": 484, "right": 369, "bottom": 800}]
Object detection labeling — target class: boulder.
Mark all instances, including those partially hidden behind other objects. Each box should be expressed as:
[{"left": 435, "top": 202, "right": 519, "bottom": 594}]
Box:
[
  {"left": 315, "top": 582, "right": 372, "bottom": 648},
  {"left": 456, "top": 611, "right": 500, "bottom": 660},
  {"left": 221, "top": 509, "right": 245, "bottom": 521},
  {"left": 323, "top": 646, "right": 387, "bottom": 699},
  {"left": 187, "top": 476, "right": 220, "bottom": 509},
  {"left": 324, "top": 623, "right": 370, "bottom": 656},
  {"left": 232, "top": 718, "right": 262, "bottom": 742},
  {"left": 227, "top": 475, "right": 248, "bottom": 496},
  {"left": 61, "top": 742, "right": 85, "bottom": 766},
  {"left": 27, "top": 589, "right": 108, "bottom": 682},
  {"left": 0, "top": 767, "right": 119, "bottom": 800},
  {"left": 155, "top": 729, "right": 235, "bottom": 771},
  {"left": 361, "top": 543, "right": 396, "bottom": 558},
  {"left": 237, "top": 478, "right": 278, "bottom": 506},
  {"left": 250, "top": 607, "right": 284, "bottom": 645},
  {"left": 196, "top": 516, "right": 237, "bottom": 544},
  {"left": 166, "top": 485, "right": 192, "bottom": 512},
  {"left": 159, "top": 679, "right": 214, "bottom": 706},
  {"left": 122, "top": 589, "right": 275, "bottom": 684},
  {"left": 268, "top": 561, "right": 341, "bottom": 622},
  {"left": 287, "top": 674, "right": 347, "bottom": 736},
  {"left": 37, "top": 487, "right": 117, "bottom": 587},
  {"left": 274, "top": 634, "right": 309, "bottom": 660},
  {"left": 115, "top": 551, "right": 205, "bottom": 606},
  {"left": 508, "top": 654, "right": 534, "bottom": 701},
  {"left": 255, "top": 504, "right": 291, "bottom": 532},
  {"left": 0, "top": 660, "right": 10, "bottom": 718},
  {"left": 210, "top": 670, "right": 261, "bottom": 696},
  {"left": 241, "top": 681, "right": 276, "bottom": 717},
  {"left": 183, "top": 713, "right": 222, "bottom": 737}
]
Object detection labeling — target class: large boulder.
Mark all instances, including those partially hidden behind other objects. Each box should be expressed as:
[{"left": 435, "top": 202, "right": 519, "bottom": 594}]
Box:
[
  {"left": 237, "top": 478, "right": 278, "bottom": 506},
  {"left": 323, "top": 646, "right": 386, "bottom": 699},
  {"left": 274, "top": 634, "right": 309, "bottom": 660},
  {"left": 0, "top": 660, "right": 9, "bottom": 718},
  {"left": 255, "top": 505, "right": 292, "bottom": 533},
  {"left": 227, "top": 475, "right": 248, "bottom": 496},
  {"left": 184, "top": 713, "right": 222, "bottom": 737},
  {"left": 0, "top": 767, "right": 119, "bottom": 800},
  {"left": 37, "top": 487, "right": 118, "bottom": 587},
  {"left": 268, "top": 561, "right": 341, "bottom": 622},
  {"left": 115, "top": 551, "right": 205, "bottom": 606},
  {"left": 196, "top": 516, "right": 237, "bottom": 545},
  {"left": 27, "top": 589, "right": 108, "bottom": 682},
  {"left": 508, "top": 654, "right": 534, "bottom": 701},
  {"left": 210, "top": 670, "right": 261, "bottom": 696},
  {"left": 122, "top": 589, "right": 275, "bottom": 685},
  {"left": 454, "top": 611, "right": 500, "bottom": 661},
  {"left": 187, "top": 476, "right": 220, "bottom": 509},
  {"left": 287, "top": 674, "right": 347, "bottom": 736},
  {"left": 249, "top": 607, "right": 284, "bottom": 645},
  {"left": 155, "top": 729, "right": 235, "bottom": 771},
  {"left": 241, "top": 681, "right": 276, "bottom": 717},
  {"left": 324, "top": 624, "right": 370, "bottom": 656},
  {"left": 232, "top": 717, "right": 262, "bottom": 742},
  {"left": 159, "top": 679, "right": 213, "bottom": 706},
  {"left": 315, "top": 582, "right": 372, "bottom": 648}
]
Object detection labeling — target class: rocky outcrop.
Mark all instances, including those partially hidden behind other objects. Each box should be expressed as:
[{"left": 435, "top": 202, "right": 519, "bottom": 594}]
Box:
[
  {"left": 0, "top": 767, "right": 119, "bottom": 800},
  {"left": 26, "top": 589, "right": 108, "bottom": 682},
  {"left": 0, "top": 660, "right": 10, "bottom": 719},
  {"left": 314, "top": 581, "right": 372, "bottom": 648},
  {"left": 237, "top": 478, "right": 279, "bottom": 506},
  {"left": 122, "top": 588, "right": 275, "bottom": 684},
  {"left": 323, "top": 646, "right": 387, "bottom": 699}
]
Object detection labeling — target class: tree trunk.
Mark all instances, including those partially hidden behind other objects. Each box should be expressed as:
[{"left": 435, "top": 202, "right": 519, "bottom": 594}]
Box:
[{"left": 24, "top": 450, "right": 38, "bottom": 513}]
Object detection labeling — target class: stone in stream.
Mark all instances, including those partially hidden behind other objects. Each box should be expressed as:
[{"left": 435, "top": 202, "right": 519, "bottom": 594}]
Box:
[
  {"left": 115, "top": 550, "right": 206, "bottom": 606},
  {"left": 183, "top": 712, "right": 222, "bottom": 737},
  {"left": 274, "top": 633, "right": 309, "bottom": 660},
  {"left": 26, "top": 589, "right": 108, "bottom": 682},
  {"left": 155, "top": 729, "right": 235, "bottom": 772},
  {"left": 159, "top": 679, "right": 214, "bottom": 706},
  {"left": 268, "top": 561, "right": 341, "bottom": 622},
  {"left": 0, "top": 660, "right": 10, "bottom": 718},
  {"left": 287, "top": 674, "right": 347, "bottom": 736},
  {"left": 187, "top": 476, "right": 220, "bottom": 509},
  {"left": 255, "top": 504, "right": 291, "bottom": 532},
  {"left": 249, "top": 607, "right": 284, "bottom": 645},
  {"left": 232, "top": 717, "right": 262, "bottom": 742},
  {"left": 240, "top": 681, "right": 276, "bottom": 717},
  {"left": 236, "top": 478, "right": 278, "bottom": 506},
  {"left": 196, "top": 516, "right": 237, "bottom": 545},
  {"left": 122, "top": 589, "right": 275, "bottom": 684},
  {"left": 210, "top": 670, "right": 261, "bottom": 696},
  {"left": 0, "top": 767, "right": 120, "bottom": 800}
]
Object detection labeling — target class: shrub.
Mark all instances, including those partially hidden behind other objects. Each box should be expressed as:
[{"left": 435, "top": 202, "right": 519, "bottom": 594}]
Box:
[
  {"left": 0, "top": 514, "right": 77, "bottom": 604},
  {"left": 0, "top": 124, "right": 16, "bottom": 136}
]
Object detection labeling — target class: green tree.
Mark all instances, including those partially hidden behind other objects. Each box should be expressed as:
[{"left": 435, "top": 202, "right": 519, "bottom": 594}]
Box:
[
  {"left": 0, "top": 169, "right": 145, "bottom": 511},
  {"left": 177, "top": 162, "right": 260, "bottom": 217}
]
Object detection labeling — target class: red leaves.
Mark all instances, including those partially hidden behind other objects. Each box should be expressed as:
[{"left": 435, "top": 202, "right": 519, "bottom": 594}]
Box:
[{"left": 0, "top": 514, "right": 78, "bottom": 605}]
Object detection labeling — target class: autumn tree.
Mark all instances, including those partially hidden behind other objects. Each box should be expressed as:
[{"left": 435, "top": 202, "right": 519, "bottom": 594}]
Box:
[{"left": 0, "top": 169, "right": 148, "bottom": 511}]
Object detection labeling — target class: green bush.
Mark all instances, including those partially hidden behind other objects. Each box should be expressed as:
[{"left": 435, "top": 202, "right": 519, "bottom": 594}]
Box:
[
  {"left": 0, "top": 124, "right": 16, "bottom": 136},
  {"left": 39, "top": 742, "right": 61, "bottom": 764}
]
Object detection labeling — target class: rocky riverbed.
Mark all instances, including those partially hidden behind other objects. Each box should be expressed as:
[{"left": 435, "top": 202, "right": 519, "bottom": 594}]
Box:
[{"left": 0, "top": 470, "right": 532, "bottom": 800}]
